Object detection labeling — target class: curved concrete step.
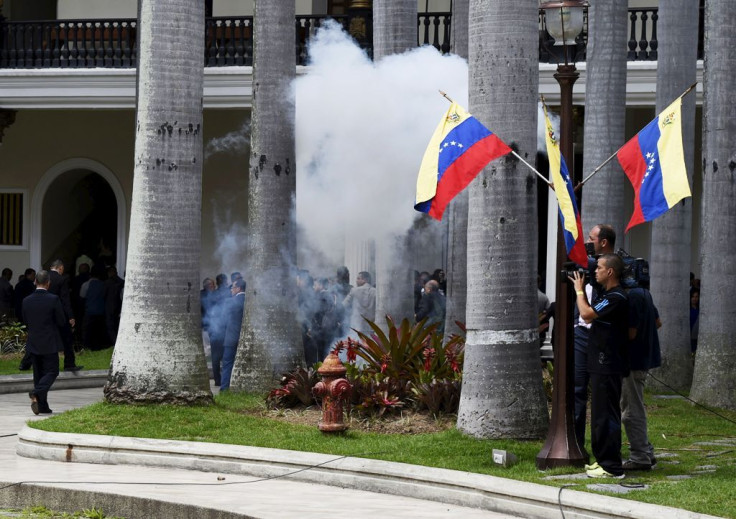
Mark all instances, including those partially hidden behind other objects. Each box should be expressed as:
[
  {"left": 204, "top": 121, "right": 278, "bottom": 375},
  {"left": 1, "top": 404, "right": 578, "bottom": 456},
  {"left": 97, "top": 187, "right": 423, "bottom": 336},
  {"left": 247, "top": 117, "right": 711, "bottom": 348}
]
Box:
[{"left": 16, "top": 426, "right": 722, "bottom": 519}]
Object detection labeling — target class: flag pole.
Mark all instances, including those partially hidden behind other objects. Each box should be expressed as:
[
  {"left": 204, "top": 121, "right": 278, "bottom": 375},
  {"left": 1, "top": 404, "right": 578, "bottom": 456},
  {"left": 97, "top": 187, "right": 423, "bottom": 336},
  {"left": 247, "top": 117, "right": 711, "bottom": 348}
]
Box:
[
  {"left": 439, "top": 90, "right": 553, "bottom": 187},
  {"left": 577, "top": 82, "right": 698, "bottom": 189}
]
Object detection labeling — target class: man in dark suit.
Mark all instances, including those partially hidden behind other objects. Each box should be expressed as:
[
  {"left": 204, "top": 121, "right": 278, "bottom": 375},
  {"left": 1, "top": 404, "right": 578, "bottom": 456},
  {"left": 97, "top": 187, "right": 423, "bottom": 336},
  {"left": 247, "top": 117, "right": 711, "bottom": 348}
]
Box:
[
  {"left": 23, "top": 270, "right": 66, "bottom": 415},
  {"left": 219, "top": 278, "right": 245, "bottom": 391},
  {"left": 48, "top": 259, "right": 82, "bottom": 371}
]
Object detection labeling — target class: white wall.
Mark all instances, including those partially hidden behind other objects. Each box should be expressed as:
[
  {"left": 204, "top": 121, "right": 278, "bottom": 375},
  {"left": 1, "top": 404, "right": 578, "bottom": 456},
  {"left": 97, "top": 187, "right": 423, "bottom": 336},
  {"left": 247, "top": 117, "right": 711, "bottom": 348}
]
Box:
[{"left": 57, "top": 0, "right": 136, "bottom": 19}]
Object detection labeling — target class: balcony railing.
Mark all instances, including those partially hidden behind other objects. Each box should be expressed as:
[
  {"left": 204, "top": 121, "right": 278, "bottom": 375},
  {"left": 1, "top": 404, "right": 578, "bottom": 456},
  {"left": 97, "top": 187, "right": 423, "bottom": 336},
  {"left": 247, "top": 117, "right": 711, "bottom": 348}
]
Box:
[{"left": 0, "top": 8, "right": 702, "bottom": 70}]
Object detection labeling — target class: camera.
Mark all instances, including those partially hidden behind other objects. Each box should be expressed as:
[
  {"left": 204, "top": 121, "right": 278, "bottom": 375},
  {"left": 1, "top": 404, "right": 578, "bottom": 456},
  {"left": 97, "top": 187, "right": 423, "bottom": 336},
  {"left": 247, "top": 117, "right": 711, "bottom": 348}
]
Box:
[
  {"left": 616, "top": 248, "right": 650, "bottom": 289},
  {"left": 561, "top": 261, "right": 588, "bottom": 283}
]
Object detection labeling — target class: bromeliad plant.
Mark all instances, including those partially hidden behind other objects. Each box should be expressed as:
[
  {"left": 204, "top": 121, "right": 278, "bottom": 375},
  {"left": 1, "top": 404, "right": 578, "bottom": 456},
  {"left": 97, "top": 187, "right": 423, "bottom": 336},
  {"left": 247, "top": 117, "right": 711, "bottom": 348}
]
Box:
[
  {"left": 336, "top": 316, "right": 464, "bottom": 416},
  {"left": 266, "top": 316, "right": 465, "bottom": 416},
  {"left": 266, "top": 367, "right": 319, "bottom": 408}
]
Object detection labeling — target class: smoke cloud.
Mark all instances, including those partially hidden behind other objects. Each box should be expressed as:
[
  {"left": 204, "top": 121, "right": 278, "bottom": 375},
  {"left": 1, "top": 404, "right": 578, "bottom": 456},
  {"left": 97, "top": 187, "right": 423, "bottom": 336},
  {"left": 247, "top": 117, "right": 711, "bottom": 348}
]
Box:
[
  {"left": 294, "top": 21, "right": 468, "bottom": 268},
  {"left": 205, "top": 121, "right": 251, "bottom": 160},
  {"left": 204, "top": 22, "right": 558, "bottom": 280},
  {"left": 537, "top": 103, "right": 561, "bottom": 155}
]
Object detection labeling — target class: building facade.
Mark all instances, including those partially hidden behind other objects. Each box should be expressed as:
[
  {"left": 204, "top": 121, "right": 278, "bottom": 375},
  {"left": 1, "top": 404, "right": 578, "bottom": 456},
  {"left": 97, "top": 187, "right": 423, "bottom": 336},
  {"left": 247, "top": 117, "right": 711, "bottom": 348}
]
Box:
[{"left": 0, "top": 1, "right": 703, "bottom": 292}]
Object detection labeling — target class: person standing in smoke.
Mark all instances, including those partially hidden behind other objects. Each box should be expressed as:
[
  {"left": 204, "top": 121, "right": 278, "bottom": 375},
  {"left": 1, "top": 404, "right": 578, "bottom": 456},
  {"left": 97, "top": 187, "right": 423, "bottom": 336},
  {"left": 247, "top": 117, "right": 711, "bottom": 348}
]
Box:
[
  {"left": 296, "top": 270, "right": 319, "bottom": 365},
  {"left": 431, "top": 269, "right": 447, "bottom": 295},
  {"left": 200, "top": 277, "right": 216, "bottom": 361},
  {"left": 414, "top": 271, "right": 431, "bottom": 314},
  {"left": 343, "top": 271, "right": 376, "bottom": 336},
  {"left": 332, "top": 266, "right": 352, "bottom": 339},
  {"left": 231, "top": 271, "right": 244, "bottom": 289},
  {"left": 415, "top": 279, "right": 446, "bottom": 337},
  {"left": 200, "top": 277, "right": 215, "bottom": 330},
  {"left": 313, "top": 277, "right": 338, "bottom": 361},
  {"left": 207, "top": 273, "right": 231, "bottom": 386},
  {"left": 219, "top": 278, "right": 246, "bottom": 391}
]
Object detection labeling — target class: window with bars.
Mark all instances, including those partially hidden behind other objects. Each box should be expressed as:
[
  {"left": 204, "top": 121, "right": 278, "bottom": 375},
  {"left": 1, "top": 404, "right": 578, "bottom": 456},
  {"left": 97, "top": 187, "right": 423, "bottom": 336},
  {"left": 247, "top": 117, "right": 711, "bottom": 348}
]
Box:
[{"left": 0, "top": 190, "right": 25, "bottom": 248}]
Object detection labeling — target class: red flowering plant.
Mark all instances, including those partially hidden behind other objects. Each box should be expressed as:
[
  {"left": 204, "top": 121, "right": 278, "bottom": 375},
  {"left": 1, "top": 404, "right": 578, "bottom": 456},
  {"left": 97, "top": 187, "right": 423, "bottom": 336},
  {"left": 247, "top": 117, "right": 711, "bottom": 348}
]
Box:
[
  {"left": 266, "top": 367, "right": 319, "bottom": 408},
  {"left": 409, "top": 322, "right": 465, "bottom": 414},
  {"left": 415, "top": 322, "right": 465, "bottom": 382},
  {"left": 266, "top": 317, "right": 466, "bottom": 417},
  {"left": 352, "top": 315, "right": 437, "bottom": 383},
  {"left": 345, "top": 316, "right": 466, "bottom": 415}
]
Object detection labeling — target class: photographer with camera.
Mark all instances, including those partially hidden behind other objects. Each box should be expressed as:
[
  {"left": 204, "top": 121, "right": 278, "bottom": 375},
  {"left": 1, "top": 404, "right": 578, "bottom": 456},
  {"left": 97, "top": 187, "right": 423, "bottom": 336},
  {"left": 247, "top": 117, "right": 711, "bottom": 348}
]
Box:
[
  {"left": 573, "top": 224, "right": 617, "bottom": 454},
  {"left": 571, "top": 253, "right": 628, "bottom": 478}
]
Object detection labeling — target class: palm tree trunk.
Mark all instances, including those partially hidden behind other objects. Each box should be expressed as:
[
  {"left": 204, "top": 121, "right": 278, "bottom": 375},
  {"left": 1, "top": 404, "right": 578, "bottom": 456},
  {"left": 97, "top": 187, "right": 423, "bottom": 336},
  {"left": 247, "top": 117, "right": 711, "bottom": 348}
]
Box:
[
  {"left": 690, "top": 0, "right": 736, "bottom": 410},
  {"left": 105, "top": 0, "right": 211, "bottom": 404},
  {"left": 580, "top": 0, "right": 628, "bottom": 237},
  {"left": 444, "top": 0, "right": 469, "bottom": 337},
  {"left": 648, "top": 0, "right": 699, "bottom": 393},
  {"left": 457, "top": 0, "right": 548, "bottom": 439},
  {"left": 372, "top": 0, "right": 418, "bottom": 326},
  {"left": 230, "top": 0, "right": 301, "bottom": 392}
]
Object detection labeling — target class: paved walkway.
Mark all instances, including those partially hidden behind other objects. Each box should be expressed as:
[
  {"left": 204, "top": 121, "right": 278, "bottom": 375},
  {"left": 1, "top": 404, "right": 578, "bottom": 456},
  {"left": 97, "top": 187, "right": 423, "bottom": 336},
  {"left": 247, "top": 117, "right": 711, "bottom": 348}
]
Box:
[
  {"left": 0, "top": 386, "right": 515, "bottom": 519},
  {"left": 0, "top": 383, "right": 723, "bottom": 519}
]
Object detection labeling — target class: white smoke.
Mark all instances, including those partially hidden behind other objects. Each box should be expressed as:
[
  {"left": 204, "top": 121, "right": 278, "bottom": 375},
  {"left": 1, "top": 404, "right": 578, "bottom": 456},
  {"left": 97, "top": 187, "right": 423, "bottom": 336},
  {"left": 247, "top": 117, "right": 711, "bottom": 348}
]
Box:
[
  {"left": 212, "top": 214, "right": 248, "bottom": 279},
  {"left": 294, "top": 21, "right": 468, "bottom": 267},
  {"left": 204, "top": 22, "right": 559, "bottom": 279},
  {"left": 205, "top": 121, "right": 251, "bottom": 160}
]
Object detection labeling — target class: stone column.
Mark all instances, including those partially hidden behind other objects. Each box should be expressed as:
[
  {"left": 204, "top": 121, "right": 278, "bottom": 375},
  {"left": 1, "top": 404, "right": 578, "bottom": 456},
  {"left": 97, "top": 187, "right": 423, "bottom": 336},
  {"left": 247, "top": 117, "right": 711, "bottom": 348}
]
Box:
[{"left": 344, "top": 236, "right": 375, "bottom": 286}]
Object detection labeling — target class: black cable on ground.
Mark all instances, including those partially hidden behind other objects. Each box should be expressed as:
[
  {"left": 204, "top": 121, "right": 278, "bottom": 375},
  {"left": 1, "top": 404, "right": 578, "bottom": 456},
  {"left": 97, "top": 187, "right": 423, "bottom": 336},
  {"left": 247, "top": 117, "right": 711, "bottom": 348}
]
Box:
[
  {"left": 0, "top": 453, "right": 357, "bottom": 492},
  {"left": 647, "top": 372, "right": 736, "bottom": 427},
  {"left": 557, "top": 483, "right": 577, "bottom": 519},
  {"left": 0, "top": 434, "right": 18, "bottom": 438}
]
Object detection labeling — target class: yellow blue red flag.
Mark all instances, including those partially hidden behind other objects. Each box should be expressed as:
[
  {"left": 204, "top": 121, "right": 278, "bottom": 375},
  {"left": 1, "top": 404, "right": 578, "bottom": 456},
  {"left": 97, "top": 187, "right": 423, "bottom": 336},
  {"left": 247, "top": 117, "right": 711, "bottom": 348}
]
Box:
[
  {"left": 415, "top": 102, "right": 511, "bottom": 220},
  {"left": 617, "top": 97, "right": 691, "bottom": 231},
  {"left": 543, "top": 106, "right": 587, "bottom": 267}
]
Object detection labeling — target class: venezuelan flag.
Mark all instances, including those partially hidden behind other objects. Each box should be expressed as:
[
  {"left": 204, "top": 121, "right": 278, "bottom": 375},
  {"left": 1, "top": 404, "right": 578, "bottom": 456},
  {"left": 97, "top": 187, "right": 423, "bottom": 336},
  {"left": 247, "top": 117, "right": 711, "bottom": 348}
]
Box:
[
  {"left": 617, "top": 97, "right": 692, "bottom": 231},
  {"left": 414, "top": 102, "right": 511, "bottom": 220},
  {"left": 543, "top": 106, "right": 587, "bottom": 267}
]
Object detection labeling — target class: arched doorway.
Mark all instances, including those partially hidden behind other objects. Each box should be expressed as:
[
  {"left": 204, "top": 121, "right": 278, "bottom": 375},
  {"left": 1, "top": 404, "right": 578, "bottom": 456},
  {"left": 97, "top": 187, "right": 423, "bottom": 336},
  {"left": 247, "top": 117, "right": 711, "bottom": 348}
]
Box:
[{"left": 31, "top": 158, "right": 126, "bottom": 274}]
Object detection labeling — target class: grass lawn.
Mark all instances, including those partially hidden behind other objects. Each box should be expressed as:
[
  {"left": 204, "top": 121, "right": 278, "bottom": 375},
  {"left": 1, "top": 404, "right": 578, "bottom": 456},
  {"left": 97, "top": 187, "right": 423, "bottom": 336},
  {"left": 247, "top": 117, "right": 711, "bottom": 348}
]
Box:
[
  {"left": 30, "top": 389, "right": 736, "bottom": 518},
  {"left": 0, "top": 505, "right": 122, "bottom": 518},
  {"left": 0, "top": 348, "right": 114, "bottom": 375}
]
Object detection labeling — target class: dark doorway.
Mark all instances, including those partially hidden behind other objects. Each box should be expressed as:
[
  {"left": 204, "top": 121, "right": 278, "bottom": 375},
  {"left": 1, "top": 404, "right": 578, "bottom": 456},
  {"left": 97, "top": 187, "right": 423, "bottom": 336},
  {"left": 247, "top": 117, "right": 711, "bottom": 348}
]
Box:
[{"left": 41, "top": 170, "right": 117, "bottom": 274}]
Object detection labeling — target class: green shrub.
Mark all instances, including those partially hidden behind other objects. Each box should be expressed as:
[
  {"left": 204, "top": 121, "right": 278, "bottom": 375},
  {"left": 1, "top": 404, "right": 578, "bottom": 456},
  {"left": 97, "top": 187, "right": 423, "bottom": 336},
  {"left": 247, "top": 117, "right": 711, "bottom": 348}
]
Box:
[
  {"left": 0, "top": 318, "right": 27, "bottom": 354},
  {"left": 267, "top": 316, "right": 466, "bottom": 417}
]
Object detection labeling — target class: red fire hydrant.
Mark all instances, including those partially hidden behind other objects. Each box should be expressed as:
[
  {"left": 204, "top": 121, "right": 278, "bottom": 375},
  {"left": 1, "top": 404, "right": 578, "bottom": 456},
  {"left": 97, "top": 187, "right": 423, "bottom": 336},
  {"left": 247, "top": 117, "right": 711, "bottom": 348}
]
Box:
[{"left": 313, "top": 353, "right": 352, "bottom": 432}]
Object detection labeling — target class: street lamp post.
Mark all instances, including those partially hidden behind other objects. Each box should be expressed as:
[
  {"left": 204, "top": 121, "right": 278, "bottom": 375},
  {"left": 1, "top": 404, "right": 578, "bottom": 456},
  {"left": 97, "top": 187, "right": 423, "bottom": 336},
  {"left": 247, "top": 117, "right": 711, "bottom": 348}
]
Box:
[{"left": 536, "top": 0, "right": 588, "bottom": 470}]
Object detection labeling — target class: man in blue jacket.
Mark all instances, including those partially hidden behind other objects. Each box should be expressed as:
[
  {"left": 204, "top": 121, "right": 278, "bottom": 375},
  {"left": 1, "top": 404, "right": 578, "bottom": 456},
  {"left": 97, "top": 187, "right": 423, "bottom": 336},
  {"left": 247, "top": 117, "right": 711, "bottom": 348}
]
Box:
[
  {"left": 23, "top": 270, "right": 66, "bottom": 415},
  {"left": 219, "top": 278, "right": 246, "bottom": 391}
]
